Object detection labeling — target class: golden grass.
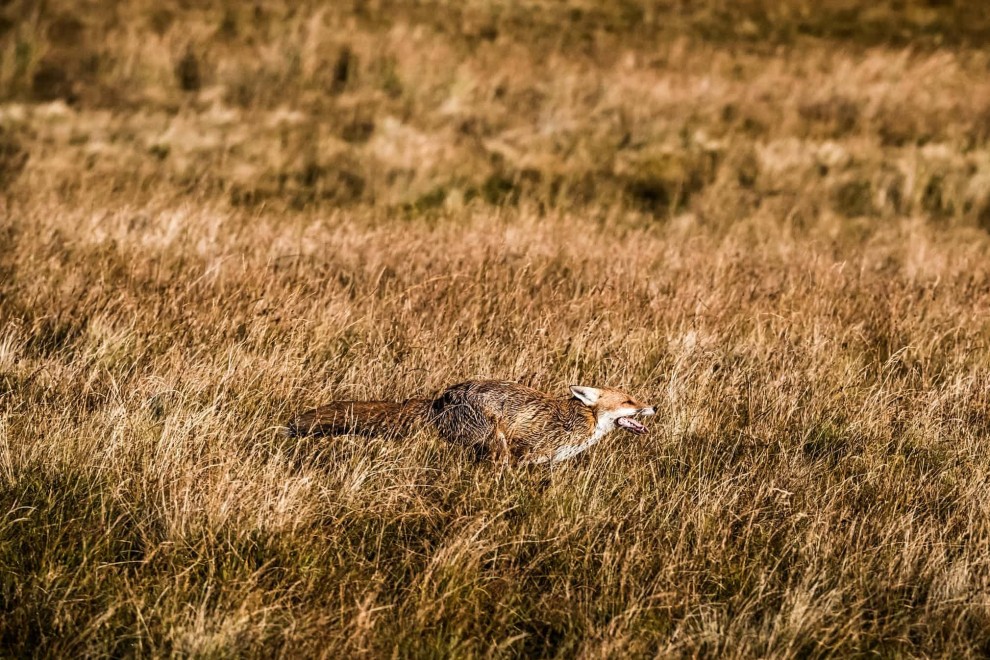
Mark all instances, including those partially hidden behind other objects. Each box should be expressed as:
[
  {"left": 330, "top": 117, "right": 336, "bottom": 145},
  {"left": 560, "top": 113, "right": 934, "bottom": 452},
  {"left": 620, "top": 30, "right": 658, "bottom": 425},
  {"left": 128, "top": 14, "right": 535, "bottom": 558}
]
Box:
[{"left": 3, "top": 1, "right": 990, "bottom": 656}]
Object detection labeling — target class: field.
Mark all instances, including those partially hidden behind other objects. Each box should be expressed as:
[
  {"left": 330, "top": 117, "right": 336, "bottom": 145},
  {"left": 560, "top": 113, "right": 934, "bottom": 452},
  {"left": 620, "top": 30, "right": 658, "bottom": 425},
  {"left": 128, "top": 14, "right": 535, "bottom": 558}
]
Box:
[{"left": 3, "top": 1, "right": 990, "bottom": 656}]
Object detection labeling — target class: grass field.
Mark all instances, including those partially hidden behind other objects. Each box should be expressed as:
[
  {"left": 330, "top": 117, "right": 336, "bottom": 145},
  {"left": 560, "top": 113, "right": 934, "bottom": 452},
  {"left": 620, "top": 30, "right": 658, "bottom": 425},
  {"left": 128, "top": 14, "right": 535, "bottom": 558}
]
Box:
[{"left": 3, "top": 1, "right": 990, "bottom": 656}]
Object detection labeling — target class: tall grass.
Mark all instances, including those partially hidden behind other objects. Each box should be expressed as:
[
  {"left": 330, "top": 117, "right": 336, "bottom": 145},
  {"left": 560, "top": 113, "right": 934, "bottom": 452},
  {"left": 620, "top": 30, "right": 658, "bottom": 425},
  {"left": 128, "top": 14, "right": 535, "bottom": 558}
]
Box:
[{"left": 2, "top": 1, "right": 990, "bottom": 656}]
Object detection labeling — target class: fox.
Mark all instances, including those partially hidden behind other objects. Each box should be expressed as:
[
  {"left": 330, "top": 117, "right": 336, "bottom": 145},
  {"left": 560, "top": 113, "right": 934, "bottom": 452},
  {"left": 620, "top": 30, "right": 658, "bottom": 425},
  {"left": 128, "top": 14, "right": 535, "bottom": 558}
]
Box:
[{"left": 286, "top": 380, "right": 655, "bottom": 465}]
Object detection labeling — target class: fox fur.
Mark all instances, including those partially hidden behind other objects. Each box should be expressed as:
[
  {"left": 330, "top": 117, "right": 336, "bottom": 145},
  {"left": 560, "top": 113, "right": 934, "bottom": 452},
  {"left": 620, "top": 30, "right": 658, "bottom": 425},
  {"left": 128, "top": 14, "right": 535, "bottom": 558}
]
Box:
[{"left": 287, "top": 380, "right": 654, "bottom": 465}]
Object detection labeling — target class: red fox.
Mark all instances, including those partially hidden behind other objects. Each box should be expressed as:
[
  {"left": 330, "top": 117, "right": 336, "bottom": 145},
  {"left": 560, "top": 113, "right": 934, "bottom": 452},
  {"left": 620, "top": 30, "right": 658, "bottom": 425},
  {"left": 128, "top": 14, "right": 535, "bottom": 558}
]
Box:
[{"left": 287, "top": 380, "right": 655, "bottom": 465}]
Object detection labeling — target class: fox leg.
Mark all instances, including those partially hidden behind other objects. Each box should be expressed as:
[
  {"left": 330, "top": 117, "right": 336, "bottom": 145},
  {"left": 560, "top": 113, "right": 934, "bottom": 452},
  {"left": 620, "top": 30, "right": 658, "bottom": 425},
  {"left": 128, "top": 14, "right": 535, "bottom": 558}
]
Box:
[{"left": 491, "top": 423, "right": 511, "bottom": 465}]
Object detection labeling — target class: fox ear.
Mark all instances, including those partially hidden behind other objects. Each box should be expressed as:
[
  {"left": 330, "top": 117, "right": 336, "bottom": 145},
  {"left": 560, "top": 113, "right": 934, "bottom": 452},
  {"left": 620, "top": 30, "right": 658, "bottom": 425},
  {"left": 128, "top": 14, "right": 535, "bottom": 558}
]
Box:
[{"left": 570, "top": 385, "right": 601, "bottom": 406}]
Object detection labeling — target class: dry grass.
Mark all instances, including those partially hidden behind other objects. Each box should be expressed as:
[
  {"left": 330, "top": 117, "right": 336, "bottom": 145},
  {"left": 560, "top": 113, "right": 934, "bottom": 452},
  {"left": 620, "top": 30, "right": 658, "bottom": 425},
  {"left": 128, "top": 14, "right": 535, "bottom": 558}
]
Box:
[{"left": 3, "top": 1, "right": 990, "bottom": 657}]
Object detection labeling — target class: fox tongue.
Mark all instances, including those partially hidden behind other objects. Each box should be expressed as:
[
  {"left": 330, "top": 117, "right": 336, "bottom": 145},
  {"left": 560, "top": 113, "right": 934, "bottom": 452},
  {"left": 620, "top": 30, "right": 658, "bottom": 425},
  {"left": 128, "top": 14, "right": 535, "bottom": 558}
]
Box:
[{"left": 617, "top": 417, "right": 648, "bottom": 435}]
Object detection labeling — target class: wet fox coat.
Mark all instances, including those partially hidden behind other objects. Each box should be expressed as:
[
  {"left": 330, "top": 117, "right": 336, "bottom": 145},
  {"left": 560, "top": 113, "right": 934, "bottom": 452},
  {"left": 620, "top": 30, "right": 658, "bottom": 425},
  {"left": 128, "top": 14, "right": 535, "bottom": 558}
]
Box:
[{"left": 287, "top": 380, "right": 655, "bottom": 465}]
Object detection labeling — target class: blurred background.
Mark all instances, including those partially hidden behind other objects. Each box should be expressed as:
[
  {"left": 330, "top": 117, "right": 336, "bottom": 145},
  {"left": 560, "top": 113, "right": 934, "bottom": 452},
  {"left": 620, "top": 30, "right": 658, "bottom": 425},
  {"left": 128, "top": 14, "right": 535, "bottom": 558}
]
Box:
[{"left": 4, "top": 0, "right": 990, "bottom": 227}]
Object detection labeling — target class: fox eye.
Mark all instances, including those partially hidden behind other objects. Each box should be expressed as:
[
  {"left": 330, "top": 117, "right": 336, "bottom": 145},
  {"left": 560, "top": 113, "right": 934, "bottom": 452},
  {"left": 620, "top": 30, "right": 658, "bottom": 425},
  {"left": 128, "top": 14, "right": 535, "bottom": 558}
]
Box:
[{"left": 625, "top": 400, "right": 634, "bottom": 406}]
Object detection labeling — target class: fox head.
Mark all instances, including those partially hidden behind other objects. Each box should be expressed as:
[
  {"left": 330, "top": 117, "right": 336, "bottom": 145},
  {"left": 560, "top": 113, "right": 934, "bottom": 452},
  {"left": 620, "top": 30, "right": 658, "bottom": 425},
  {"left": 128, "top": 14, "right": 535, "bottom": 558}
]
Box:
[{"left": 570, "top": 385, "right": 655, "bottom": 435}]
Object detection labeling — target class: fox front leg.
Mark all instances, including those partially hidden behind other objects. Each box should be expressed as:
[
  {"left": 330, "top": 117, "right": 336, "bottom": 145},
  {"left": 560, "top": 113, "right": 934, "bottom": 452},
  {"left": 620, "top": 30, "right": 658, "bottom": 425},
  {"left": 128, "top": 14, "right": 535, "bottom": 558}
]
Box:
[{"left": 491, "top": 424, "right": 511, "bottom": 466}]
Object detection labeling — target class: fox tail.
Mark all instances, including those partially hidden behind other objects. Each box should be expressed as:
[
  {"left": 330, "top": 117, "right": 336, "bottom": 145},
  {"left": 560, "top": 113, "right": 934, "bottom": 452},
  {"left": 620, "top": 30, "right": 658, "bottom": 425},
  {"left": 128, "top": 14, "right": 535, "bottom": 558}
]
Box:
[{"left": 286, "top": 398, "right": 434, "bottom": 438}]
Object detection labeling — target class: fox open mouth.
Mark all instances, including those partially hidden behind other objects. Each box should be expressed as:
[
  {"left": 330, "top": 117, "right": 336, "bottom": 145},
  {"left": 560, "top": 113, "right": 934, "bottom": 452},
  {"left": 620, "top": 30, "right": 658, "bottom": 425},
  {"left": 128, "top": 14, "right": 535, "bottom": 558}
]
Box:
[{"left": 617, "top": 417, "right": 648, "bottom": 435}]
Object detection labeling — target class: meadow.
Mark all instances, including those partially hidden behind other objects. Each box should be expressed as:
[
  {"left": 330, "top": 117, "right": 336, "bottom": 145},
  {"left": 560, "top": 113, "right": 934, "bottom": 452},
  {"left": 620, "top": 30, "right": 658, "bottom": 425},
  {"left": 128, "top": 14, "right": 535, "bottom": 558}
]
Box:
[{"left": 3, "top": 1, "right": 990, "bottom": 656}]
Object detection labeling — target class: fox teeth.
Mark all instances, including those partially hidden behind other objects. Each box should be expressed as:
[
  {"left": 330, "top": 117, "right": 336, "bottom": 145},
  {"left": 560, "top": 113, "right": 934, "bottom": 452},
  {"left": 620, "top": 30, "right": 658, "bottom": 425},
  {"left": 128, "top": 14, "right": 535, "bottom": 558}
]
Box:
[{"left": 617, "top": 417, "right": 648, "bottom": 435}]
